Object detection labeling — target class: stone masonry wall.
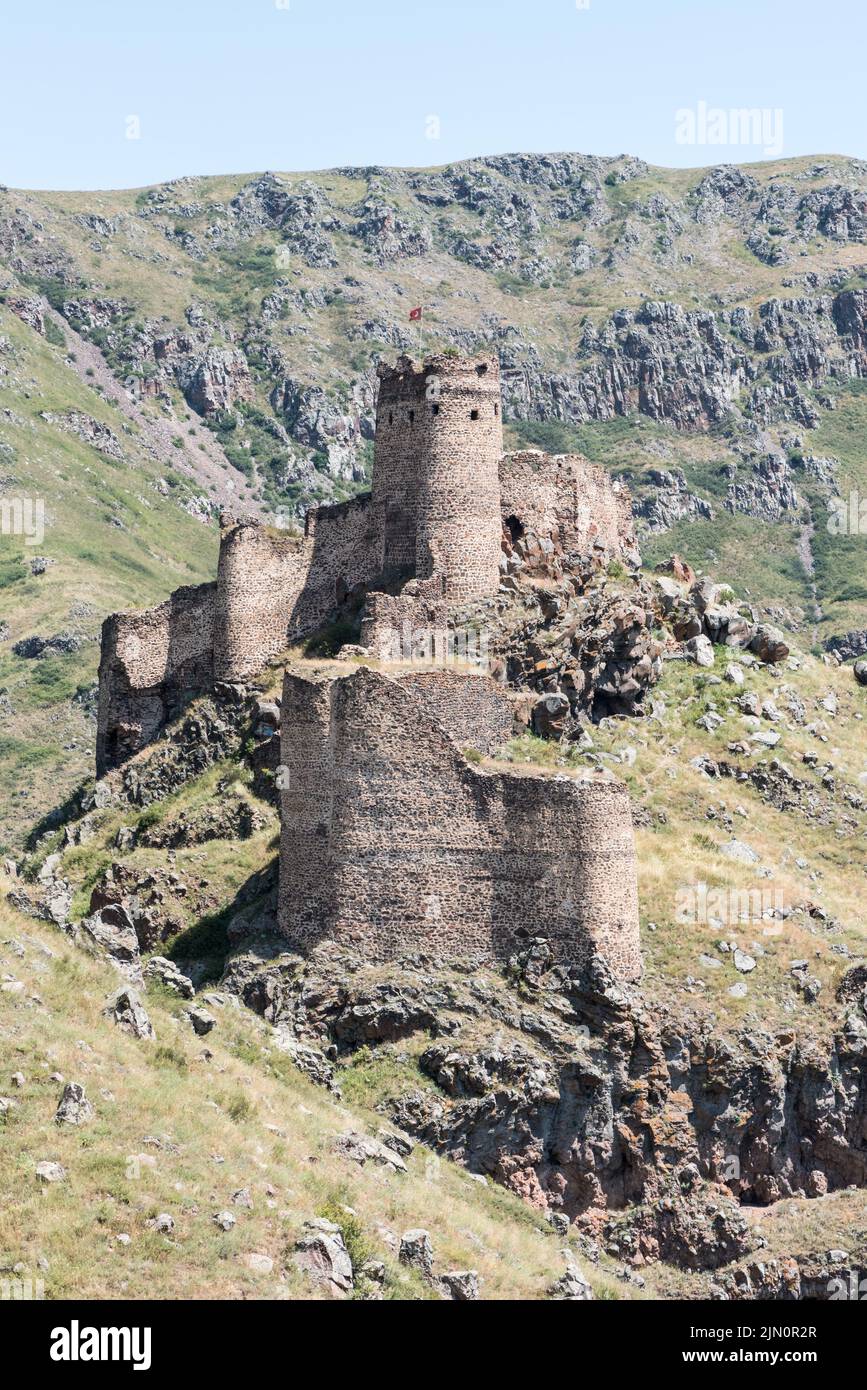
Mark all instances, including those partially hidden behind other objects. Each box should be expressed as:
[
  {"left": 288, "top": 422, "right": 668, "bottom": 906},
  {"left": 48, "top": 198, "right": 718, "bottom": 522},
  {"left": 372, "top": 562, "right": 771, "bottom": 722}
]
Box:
[
  {"left": 394, "top": 670, "right": 516, "bottom": 756},
  {"left": 213, "top": 498, "right": 383, "bottom": 681},
  {"left": 96, "top": 582, "right": 216, "bottom": 773},
  {"left": 97, "top": 354, "right": 643, "bottom": 773},
  {"left": 499, "top": 450, "right": 638, "bottom": 560},
  {"left": 358, "top": 590, "right": 450, "bottom": 662},
  {"left": 374, "top": 354, "right": 504, "bottom": 600},
  {"left": 278, "top": 666, "right": 641, "bottom": 981}
]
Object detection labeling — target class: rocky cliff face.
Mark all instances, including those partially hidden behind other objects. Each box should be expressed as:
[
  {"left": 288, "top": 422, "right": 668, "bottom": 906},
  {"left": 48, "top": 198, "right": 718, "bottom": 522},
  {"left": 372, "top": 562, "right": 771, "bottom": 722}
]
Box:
[{"left": 4, "top": 153, "right": 867, "bottom": 520}]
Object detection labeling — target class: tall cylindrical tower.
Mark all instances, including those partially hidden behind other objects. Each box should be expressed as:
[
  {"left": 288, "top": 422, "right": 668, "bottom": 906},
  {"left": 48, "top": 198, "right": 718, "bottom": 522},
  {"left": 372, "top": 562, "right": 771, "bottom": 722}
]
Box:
[{"left": 372, "top": 354, "right": 503, "bottom": 601}]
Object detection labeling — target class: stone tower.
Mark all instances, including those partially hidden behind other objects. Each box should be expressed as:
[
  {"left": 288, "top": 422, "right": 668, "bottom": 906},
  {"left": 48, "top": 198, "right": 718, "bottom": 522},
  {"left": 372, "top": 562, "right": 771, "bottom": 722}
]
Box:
[{"left": 372, "top": 353, "right": 504, "bottom": 601}]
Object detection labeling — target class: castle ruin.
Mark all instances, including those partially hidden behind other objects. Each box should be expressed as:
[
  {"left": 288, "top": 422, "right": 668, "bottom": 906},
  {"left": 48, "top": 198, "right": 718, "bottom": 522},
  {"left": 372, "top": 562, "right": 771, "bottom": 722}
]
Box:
[
  {"left": 96, "top": 352, "right": 642, "bottom": 982},
  {"left": 97, "top": 353, "right": 636, "bottom": 771}
]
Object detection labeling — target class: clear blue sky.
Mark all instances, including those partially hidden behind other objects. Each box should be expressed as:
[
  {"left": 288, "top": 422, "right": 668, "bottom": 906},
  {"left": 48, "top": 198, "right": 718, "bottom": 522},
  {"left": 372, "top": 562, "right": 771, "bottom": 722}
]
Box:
[{"left": 2, "top": 0, "right": 864, "bottom": 190}]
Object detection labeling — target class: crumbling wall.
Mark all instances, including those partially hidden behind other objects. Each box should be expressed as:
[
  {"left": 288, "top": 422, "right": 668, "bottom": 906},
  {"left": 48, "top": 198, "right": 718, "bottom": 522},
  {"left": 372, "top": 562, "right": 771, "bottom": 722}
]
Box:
[
  {"left": 358, "top": 589, "right": 449, "bottom": 662},
  {"left": 96, "top": 357, "right": 644, "bottom": 776},
  {"left": 499, "top": 450, "right": 638, "bottom": 560},
  {"left": 278, "top": 666, "right": 641, "bottom": 980},
  {"left": 96, "top": 582, "right": 216, "bottom": 774}
]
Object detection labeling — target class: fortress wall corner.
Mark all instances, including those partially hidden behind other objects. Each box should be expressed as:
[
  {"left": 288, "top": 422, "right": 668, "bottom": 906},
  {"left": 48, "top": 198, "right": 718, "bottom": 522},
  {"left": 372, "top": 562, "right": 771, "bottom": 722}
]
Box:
[
  {"left": 214, "top": 499, "right": 384, "bottom": 681},
  {"left": 213, "top": 522, "right": 309, "bottom": 682}
]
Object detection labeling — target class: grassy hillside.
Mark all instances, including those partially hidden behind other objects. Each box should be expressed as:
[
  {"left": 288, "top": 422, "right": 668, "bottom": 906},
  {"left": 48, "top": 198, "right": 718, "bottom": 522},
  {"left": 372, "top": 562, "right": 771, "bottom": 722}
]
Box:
[{"left": 0, "top": 899, "right": 619, "bottom": 1301}]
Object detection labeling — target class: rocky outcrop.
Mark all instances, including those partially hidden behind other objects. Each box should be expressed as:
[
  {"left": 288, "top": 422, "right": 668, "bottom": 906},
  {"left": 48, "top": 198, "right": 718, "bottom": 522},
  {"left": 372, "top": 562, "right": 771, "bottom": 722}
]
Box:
[
  {"left": 218, "top": 936, "right": 867, "bottom": 1271},
  {"left": 635, "top": 468, "right": 713, "bottom": 531},
  {"left": 153, "top": 338, "right": 253, "bottom": 416},
  {"left": 491, "top": 557, "right": 662, "bottom": 723},
  {"left": 39, "top": 409, "right": 126, "bottom": 461}
]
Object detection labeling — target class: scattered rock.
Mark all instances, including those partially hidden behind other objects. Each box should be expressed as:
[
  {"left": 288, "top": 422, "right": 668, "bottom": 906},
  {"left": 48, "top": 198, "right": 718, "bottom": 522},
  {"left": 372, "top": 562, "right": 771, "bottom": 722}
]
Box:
[
  {"left": 294, "top": 1219, "right": 353, "bottom": 1294},
  {"left": 548, "top": 1263, "right": 594, "bottom": 1300},
  {"left": 143, "top": 956, "right": 195, "bottom": 999},
  {"left": 186, "top": 1006, "right": 216, "bottom": 1036},
  {"left": 332, "top": 1130, "right": 407, "bottom": 1173},
  {"left": 399, "top": 1228, "right": 434, "bottom": 1279},
  {"left": 35, "top": 1161, "right": 67, "bottom": 1184},
  {"left": 686, "top": 634, "right": 715, "bottom": 668},
  {"left": 54, "top": 1082, "right": 95, "bottom": 1127},
  {"left": 103, "top": 987, "right": 155, "bottom": 1040},
  {"left": 439, "top": 1269, "right": 481, "bottom": 1301},
  {"left": 750, "top": 624, "right": 790, "bottom": 664}
]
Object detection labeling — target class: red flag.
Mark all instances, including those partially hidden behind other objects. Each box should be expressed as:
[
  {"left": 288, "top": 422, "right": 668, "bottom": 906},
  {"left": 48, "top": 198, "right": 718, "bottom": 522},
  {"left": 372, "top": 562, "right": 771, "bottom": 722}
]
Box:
[{"left": 409, "top": 306, "right": 422, "bottom": 321}]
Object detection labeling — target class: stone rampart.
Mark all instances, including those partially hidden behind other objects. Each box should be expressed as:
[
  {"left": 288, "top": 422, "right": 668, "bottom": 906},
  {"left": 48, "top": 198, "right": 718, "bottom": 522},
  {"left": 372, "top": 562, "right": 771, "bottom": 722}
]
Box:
[{"left": 277, "top": 666, "right": 641, "bottom": 981}]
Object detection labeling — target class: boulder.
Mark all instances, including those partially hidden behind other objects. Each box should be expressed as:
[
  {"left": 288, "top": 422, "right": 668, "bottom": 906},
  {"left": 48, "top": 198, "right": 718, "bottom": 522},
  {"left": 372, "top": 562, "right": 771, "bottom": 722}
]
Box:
[
  {"left": 655, "top": 554, "right": 696, "bottom": 585},
  {"left": 854, "top": 659, "right": 867, "bottom": 687},
  {"left": 252, "top": 700, "right": 281, "bottom": 738},
  {"left": 548, "top": 1263, "right": 594, "bottom": 1300},
  {"left": 35, "top": 1161, "right": 67, "bottom": 1184},
  {"left": 440, "top": 1270, "right": 480, "bottom": 1301},
  {"left": 750, "top": 623, "right": 790, "bottom": 664},
  {"left": 532, "top": 692, "right": 571, "bottom": 739},
  {"left": 54, "top": 1082, "right": 95, "bottom": 1127},
  {"left": 294, "top": 1219, "right": 353, "bottom": 1295},
  {"left": 77, "top": 906, "right": 143, "bottom": 985},
  {"left": 144, "top": 956, "right": 195, "bottom": 999},
  {"left": 103, "top": 987, "right": 155, "bottom": 1040},
  {"left": 332, "top": 1130, "right": 407, "bottom": 1173},
  {"left": 399, "top": 1228, "right": 434, "bottom": 1278},
  {"left": 685, "top": 634, "right": 715, "bottom": 668},
  {"left": 186, "top": 1006, "right": 216, "bottom": 1036}
]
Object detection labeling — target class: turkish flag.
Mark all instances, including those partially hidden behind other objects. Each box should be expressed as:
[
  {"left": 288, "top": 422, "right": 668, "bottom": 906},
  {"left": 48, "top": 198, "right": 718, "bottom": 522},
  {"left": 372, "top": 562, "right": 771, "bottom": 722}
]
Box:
[{"left": 409, "top": 306, "right": 422, "bottom": 321}]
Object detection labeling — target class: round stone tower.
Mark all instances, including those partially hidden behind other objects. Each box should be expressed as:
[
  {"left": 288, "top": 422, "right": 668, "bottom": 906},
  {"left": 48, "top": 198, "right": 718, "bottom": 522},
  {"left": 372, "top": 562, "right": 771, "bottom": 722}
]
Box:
[{"left": 372, "top": 353, "right": 503, "bottom": 601}]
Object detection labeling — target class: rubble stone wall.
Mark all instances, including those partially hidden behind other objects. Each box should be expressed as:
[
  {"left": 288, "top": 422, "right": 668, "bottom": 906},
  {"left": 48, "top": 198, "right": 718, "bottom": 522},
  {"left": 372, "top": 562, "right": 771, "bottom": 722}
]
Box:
[
  {"left": 499, "top": 450, "right": 637, "bottom": 558},
  {"left": 96, "top": 582, "right": 216, "bottom": 774},
  {"left": 278, "top": 666, "right": 641, "bottom": 981},
  {"left": 96, "top": 354, "right": 642, "bottom": 773},
  {"left": 358, "top": 590, "right": 450, "bottom": 661},
  {"left": 394, "top": 670, "right": 516, "bottom": 755}
]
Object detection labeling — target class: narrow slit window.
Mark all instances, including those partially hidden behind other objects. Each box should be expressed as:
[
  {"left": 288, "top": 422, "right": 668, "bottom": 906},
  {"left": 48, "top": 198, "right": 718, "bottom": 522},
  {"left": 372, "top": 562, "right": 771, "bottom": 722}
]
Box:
[
  {"left": 431, "top": 403, "right": 439, "bottom": 415},
  {"left": 470, "top": 409, "right": 479, "bottom": 420},
  {"left": 409, "top": 409, "right": 415, "bottom": 424}
]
